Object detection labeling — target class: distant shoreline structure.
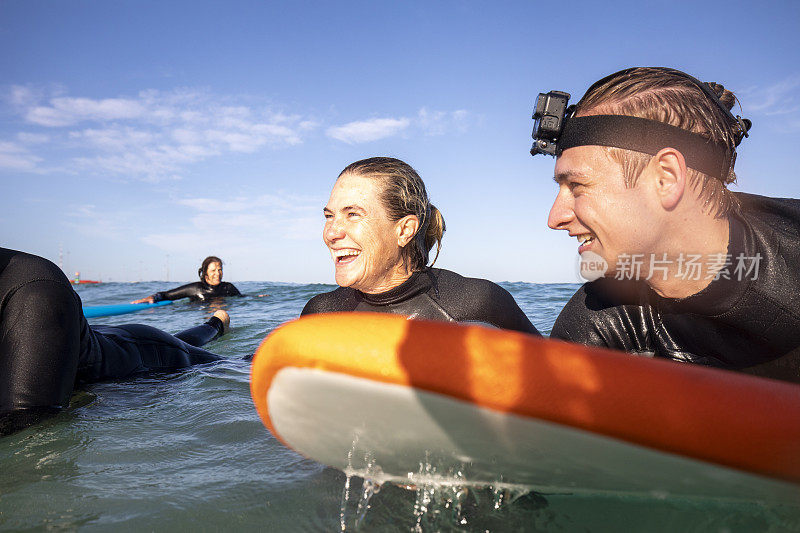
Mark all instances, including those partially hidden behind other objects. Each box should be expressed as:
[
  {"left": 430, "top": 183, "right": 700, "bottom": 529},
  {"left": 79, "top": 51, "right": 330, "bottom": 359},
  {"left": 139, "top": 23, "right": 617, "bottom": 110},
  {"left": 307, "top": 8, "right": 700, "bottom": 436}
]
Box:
[{"left": 70, "top": 271, "right": 101, "bottom": 284}]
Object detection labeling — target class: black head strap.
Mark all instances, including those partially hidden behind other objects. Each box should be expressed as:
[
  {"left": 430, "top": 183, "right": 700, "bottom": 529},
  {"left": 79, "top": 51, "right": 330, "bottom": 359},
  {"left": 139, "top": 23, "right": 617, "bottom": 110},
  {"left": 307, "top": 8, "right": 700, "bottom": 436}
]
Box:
[
  {"left": 580, "top": 67, "right": 752, "bottom": 147},
  {"left": 560, "top": 115, "right": 733, "bottom": 179}
]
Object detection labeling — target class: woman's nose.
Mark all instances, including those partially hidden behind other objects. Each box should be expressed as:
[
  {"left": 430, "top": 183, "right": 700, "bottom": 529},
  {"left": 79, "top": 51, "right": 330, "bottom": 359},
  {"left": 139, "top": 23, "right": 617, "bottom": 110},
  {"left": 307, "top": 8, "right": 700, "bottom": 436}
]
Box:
[{"left": 324, "top": 218, "right": 345, "bottom": 242}]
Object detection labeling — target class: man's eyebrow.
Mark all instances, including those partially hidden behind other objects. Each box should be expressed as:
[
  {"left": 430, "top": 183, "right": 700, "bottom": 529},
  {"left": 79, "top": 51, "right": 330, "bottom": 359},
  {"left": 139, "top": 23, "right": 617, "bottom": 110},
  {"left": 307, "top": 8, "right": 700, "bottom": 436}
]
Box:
[
  {"left": 323, "top": 206, "right": 333, "bottom": 214},
  {"left": 553, "top": 170, "right": 585, "bottom": 184}
]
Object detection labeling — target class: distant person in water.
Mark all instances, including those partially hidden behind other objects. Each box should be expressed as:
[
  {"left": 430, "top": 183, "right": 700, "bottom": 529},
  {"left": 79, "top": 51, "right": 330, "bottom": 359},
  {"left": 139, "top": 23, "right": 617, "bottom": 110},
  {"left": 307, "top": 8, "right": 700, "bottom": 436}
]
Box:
[
  {"left": 132, "top": 256, "right": 241, "bottom": 304},
  {"left": 0, "top": 247, "right": 231, "bottom": 436},
  {"left": 302, "top": 157, "right": 540, "bottom": 335}
]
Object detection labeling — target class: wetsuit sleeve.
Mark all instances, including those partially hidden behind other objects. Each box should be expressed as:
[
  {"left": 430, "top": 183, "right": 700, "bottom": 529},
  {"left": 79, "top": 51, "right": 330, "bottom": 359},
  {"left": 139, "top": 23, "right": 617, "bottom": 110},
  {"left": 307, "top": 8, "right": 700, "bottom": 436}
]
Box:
[
  {"left": 551, "top": 279, "right": 652, "bottom": 353},
  {"left": 173, "top": 315, "right": 225, "bottom": 346},
  {"left": 152, "top": 282, "right": 202, "bottom": 302}
]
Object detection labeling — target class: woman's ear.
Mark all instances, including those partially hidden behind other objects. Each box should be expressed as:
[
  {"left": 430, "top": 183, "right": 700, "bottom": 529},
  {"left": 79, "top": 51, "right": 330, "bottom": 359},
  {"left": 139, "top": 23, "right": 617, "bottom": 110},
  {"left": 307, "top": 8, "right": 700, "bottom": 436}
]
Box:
[
  {"left": 396, "top": 215, "right": 420, "bottom": 247},
  {"left": 650, "top": 147, "right": 686, "bottom": 211}
]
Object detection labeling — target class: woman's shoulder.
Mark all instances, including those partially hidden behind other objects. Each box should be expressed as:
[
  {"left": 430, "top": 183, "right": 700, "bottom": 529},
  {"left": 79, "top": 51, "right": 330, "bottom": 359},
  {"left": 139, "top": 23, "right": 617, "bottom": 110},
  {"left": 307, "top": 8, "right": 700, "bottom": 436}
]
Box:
[
  {"left": 219, "top": 281, "right": 241, "bottom": 293},
  {"left": 427, "top": 267, "right": 539, "bottom": 334},
  {"left": 429, "top": 268, "right": 510, "bottom": 297},
  {"left": 301, "top": 286, "right": 358, "bottom": 315},
  {"left": 174, "top": 281, "right": 203, "bottom": 290},
  {"left": 156, "top": 281, "right": 203, "bottom": 299}
]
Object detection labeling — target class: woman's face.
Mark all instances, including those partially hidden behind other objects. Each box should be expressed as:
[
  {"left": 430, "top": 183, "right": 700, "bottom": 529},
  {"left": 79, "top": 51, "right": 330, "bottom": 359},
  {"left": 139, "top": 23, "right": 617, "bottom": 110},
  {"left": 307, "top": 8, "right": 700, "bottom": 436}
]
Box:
[
  {"left": 323, "top": 173, "right": 409, "bottom": 293},
  {"left": 204, "top": 262, "right": 223, "bottom": 286}
]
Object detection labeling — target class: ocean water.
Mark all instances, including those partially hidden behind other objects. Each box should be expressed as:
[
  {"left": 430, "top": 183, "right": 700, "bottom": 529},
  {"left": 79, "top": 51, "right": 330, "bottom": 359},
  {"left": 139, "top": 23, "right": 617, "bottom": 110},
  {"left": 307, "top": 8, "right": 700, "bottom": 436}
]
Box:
[{"left": 1, "top": 281, "right": 799, "bottom": 532}]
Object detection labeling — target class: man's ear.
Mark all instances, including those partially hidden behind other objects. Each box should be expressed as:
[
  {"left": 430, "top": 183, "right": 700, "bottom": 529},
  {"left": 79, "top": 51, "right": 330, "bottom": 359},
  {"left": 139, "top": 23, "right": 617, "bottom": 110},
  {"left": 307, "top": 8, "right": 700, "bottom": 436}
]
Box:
[
  {"left": 396, "top": 215, "right": 420, "bottom": 247},
  {"left": 650, "top": 147, "right": 686, "bottom": 211}
]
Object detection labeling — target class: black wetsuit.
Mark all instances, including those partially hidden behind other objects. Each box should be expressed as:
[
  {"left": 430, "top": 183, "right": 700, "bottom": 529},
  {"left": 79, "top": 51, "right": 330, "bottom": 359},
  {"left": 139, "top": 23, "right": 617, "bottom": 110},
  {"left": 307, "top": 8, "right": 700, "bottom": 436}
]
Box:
[
  {"left": 0, "top": 248, "right": 225, "bottom": 436},
  {"left": 551, "top": 193, "right": 800, "bottom": 383},
  {"left": 151, "top": 281, "right": 241, "bottom": 302},
  {"left": 302, "top": 267, "right": 540, "bottom": 335}
]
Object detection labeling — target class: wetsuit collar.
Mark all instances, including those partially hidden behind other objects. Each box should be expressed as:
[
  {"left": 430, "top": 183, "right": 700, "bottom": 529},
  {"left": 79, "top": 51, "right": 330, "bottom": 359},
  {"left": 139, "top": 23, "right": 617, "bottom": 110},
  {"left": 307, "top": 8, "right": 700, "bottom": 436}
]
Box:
[
  {"left": 358, "top": 269, "right": 432, "bottom": 306},
  {"left": 649, "top": 213, "right": 750, "bottom": 315}
]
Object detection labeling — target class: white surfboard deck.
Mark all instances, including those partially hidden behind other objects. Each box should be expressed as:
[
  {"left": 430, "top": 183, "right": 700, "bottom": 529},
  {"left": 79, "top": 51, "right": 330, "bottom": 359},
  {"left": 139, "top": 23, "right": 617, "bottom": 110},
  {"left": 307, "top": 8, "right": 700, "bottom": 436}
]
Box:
[{"left": 267, "top": 366, "right": 800, "bottom": 503}]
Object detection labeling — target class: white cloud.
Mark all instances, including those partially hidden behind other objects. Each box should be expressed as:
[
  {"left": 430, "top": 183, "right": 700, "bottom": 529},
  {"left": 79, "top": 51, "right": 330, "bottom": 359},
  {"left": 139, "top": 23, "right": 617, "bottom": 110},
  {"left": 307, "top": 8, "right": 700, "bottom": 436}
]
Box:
[
  {"left": 739, "top": 76, "right": 800, "bottom": 115},
  {"left": 177, "top": 192, "right": 319, "bottom": 215},
  {"left": 70, "top": 127, "right": 155, "bottom": 151},
  {"left": 326, "top": 117, "right": 411, "bottom": 144},
  {"left": 0, "top": 141, "right": 42, "bottom": 170},
  {"left": 140, "top": 232, "right": 213, "bottom": 254},
  {"left": 3, "top": 85, "right": 472, "bottom": 178},
  {"left": 326, "top": 108, "right": 469, "bottom": 144},
  {"left": 140, "top": 192, "right": 323, "bottom": 256},
  {"left": 62, "top": 203, "right": 133, "bottom": 239},
  {"left": 417, "top": 107, "right": 469, "bottom": 136},
  {"left": 26, "top": 97, "right": 146, "bottom": 127},
  {"left": 178, "top": 197, "right": 253, "bottom": 212},
  {"left": 16, "top": 132, "right": 50, "bottom": 144},
  {"left": 204, "top": 123, "right": 301, "bottom": 152},
  {"left": 3, "top": 86, "right": 317, "bottom": 180},
  {"left": 72, "top": 151, "right": 186, "bottom": 182},
  {"left": 179, "top": 195, "right": 287, "bottom": 213},
  {"left": 8, "top": 85, "right": 39, "bottom": 107},
  {"left": 298, "top": 120, "right": 319, "bottom": 131}
]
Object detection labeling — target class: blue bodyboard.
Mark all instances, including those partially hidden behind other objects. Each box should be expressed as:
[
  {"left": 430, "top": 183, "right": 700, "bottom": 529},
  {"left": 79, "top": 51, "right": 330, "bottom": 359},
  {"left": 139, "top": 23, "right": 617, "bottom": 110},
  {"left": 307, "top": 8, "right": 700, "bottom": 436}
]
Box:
[{"left": 83, "top": 300, "right": 173, "bottom": 318}]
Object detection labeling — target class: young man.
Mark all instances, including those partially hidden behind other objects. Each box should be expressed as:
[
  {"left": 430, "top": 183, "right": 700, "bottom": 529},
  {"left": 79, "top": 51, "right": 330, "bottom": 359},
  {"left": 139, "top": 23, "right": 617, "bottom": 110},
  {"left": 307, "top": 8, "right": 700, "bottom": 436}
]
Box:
[{"left": 531, "top": 67, "right": 800, "bottom": 383}]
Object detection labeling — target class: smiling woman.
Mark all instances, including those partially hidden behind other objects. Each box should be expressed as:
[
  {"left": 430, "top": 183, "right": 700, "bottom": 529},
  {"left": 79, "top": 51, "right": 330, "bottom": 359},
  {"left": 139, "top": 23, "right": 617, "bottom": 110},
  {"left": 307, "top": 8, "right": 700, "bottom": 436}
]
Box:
[
  {"left": 132, "top": 256, "right": 242, "bottom": 304},
  {"left": 301, "top": 157, "right": 540, "bottom": 334}
]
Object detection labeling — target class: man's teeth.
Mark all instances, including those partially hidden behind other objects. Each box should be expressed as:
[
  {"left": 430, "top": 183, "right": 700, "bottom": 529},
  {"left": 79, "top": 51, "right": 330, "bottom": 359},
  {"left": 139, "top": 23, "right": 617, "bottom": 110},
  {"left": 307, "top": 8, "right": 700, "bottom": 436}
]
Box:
[{"left": 577, "top": 234, "right": 595, "bottom": 244}]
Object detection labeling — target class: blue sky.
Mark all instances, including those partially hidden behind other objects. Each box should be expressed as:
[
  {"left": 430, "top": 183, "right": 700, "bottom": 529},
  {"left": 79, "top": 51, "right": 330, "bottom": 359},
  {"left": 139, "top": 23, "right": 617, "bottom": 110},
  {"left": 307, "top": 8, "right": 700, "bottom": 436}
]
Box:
[{"left": 2, "top": 0, "right": 799, "bottom": 283}]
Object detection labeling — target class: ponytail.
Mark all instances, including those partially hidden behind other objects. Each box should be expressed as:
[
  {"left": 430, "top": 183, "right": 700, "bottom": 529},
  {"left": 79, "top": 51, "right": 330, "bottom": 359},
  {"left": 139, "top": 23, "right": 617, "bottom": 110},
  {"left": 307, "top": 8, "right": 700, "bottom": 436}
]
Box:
[{"left": 424, "top": 204, "right": 446, "bottom": 267}]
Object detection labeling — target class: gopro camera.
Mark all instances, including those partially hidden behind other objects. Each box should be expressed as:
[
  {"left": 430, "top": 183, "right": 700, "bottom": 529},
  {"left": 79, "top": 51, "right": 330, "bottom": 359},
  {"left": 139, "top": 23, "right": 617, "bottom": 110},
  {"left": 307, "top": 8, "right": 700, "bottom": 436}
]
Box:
[{"left": 530, "top": 90, "right": 571, "bottom": 156}]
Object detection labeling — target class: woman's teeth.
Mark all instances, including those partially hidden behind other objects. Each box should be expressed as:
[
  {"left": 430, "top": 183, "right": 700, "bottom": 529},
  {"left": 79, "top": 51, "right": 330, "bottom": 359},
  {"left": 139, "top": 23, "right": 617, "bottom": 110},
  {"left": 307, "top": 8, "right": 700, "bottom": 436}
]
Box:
[{"left": 335, "top": 250, "right": 361, "bottom": 263}]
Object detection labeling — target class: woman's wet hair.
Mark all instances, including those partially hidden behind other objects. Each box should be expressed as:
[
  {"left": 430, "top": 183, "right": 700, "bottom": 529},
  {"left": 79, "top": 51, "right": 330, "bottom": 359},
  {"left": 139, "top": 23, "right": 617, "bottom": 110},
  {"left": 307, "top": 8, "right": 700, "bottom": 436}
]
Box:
[
  {"left": 339, "top": 157, "right": 446, "bottom": 271},
  {"left": 198, "top": 256, "right": 223, "bottom": 281},
  {"left": 576, "top": 67, "right": 742, "bottom": 217}
]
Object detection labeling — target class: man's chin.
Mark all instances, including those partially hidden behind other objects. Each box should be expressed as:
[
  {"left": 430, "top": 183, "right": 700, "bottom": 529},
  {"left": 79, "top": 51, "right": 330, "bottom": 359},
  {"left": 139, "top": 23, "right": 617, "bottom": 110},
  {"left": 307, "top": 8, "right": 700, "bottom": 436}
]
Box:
[{"left": 577, "top": 250, "right": 609, "bottom": 282}]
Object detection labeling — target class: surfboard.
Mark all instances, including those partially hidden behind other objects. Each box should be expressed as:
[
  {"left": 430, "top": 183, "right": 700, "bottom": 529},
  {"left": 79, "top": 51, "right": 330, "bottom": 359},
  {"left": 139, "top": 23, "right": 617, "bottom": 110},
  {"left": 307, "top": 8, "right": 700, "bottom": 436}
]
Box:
[
  {"left": 250, "top": 312, "right": 800, "bottom": 502},
  {"left": 83, "top": 300, "right": 173, "bottom": 318}
]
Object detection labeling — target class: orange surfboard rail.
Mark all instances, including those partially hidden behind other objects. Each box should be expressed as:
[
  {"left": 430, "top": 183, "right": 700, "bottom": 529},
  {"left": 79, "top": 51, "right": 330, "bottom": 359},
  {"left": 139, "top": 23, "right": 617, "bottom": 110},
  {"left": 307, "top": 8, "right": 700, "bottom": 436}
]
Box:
[{"left": 251, "top": 312, "right": 800, "bottom": 485}]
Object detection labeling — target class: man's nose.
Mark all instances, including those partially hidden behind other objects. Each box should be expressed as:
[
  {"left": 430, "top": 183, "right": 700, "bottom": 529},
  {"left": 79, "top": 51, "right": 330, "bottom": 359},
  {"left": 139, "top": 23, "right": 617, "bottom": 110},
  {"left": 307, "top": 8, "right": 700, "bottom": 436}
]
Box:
[{"left": 547, "top": 188, "right": 574, "bottom": 230}]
